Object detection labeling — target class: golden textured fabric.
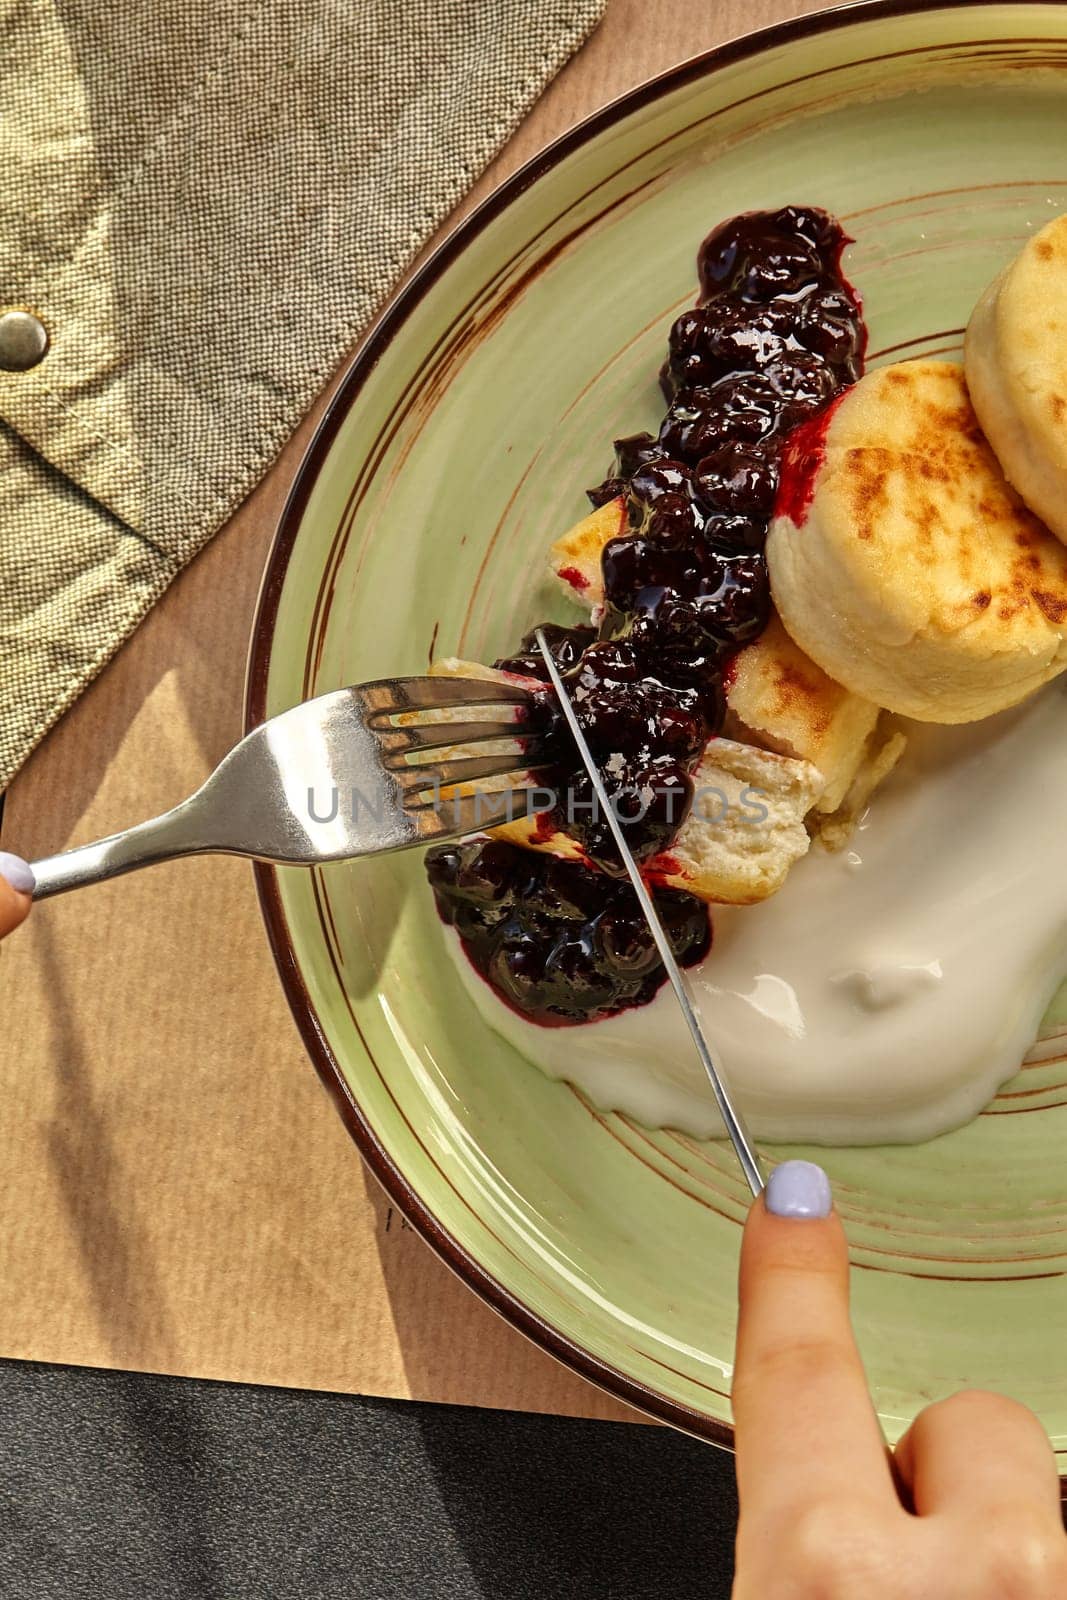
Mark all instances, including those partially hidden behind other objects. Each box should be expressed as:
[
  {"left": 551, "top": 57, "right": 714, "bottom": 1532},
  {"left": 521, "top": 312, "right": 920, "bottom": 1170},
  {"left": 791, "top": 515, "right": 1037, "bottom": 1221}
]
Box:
[{"left": 0, "top": 0, "right": 606, "bottom": 785}]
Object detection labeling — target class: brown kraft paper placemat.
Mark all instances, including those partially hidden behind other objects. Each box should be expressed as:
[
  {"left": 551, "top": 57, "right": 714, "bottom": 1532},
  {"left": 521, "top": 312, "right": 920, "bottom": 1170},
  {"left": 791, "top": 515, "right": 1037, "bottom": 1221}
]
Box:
[
  {"left": 0, "top": 508, "right": 638, "bottom": 1423},
  {"left": 0, "top": 0, "right": 833, "bottom": 1421}
]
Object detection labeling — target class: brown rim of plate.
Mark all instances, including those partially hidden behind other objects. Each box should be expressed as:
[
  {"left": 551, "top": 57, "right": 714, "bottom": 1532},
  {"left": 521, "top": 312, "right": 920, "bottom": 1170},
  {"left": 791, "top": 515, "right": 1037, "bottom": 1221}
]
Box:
[{"left": 244, "top": 0, "right": 1067, "bottom": 1448}]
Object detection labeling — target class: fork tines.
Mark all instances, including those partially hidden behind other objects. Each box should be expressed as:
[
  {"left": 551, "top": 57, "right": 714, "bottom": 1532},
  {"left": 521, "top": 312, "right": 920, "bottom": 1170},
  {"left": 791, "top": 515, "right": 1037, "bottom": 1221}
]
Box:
[
  {"left": 358, "top": 674, "right": 551, "bottom": 839},
  {"left": 361, "top": 675, "right": 533, "bottom": 719}
]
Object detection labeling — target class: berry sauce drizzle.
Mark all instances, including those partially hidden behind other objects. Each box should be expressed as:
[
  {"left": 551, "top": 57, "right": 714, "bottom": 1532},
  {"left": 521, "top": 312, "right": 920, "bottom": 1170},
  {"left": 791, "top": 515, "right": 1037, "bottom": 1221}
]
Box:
[
  {"left": 773, "top": 390, "right": 848, "bottom": 528},
  {"left": 427, "top": 206, "right": 867, "bottom": 1024},
  {"left": 427, "top": 840, "right": 710, "bottom": 1024}
]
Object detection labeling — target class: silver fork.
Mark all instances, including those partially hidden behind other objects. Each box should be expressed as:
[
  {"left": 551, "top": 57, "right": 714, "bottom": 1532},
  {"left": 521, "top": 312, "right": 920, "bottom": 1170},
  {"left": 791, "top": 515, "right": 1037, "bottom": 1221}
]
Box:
[{"left": 28, "top": 677, "right": 547, "bottom": 900}]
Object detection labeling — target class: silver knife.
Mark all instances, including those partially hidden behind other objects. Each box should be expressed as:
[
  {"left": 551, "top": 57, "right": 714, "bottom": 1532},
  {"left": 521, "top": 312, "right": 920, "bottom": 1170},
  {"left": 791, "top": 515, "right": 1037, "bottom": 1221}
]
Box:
[{"left": 534, "top": 628, "right": 765, "bottom": 1198}]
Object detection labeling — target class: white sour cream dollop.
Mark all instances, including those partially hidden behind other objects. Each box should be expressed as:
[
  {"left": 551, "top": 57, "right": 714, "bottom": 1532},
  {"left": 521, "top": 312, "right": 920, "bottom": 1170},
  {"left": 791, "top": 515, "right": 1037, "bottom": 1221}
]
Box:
[{"left": 446, "top": 678, "right": 1067, "bottom": 1145}]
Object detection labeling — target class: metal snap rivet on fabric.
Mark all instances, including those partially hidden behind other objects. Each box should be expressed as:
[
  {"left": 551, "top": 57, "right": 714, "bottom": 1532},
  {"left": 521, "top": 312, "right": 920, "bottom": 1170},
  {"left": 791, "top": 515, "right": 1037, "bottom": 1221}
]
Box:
[{"left": 0, "top": 309, "right": 49, "bottom": 372}]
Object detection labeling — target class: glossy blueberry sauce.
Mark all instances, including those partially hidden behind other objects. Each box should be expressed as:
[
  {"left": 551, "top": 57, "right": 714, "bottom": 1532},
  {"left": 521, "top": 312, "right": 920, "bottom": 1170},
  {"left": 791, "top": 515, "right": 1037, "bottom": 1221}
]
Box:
[
  {"left": 427, "top": 839, "right": 710, "bottom": 1024},
  {"left": 428, "top": 205, "right": 866, "bottom": 1023}
]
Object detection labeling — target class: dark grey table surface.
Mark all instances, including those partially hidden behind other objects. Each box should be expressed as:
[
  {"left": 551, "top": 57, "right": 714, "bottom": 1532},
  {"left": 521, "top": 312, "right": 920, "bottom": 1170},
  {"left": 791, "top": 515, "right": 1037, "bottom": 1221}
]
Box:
[{"left": 0, "top": 1359, "right": 738, "bottom": 1598}]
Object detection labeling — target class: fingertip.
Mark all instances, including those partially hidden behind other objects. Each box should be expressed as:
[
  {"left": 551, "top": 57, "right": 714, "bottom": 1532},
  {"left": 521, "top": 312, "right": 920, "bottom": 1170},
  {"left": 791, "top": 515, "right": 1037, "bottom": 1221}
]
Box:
[
  {"left": 765, "top": 1159, "right": 833, "bottom": 1220},
  {"left": 740, "top": 1164, "right": 848, "bottom": 1288},
  {"left": 0, "top": 852, "right": 34, "bottom": 937},
  {"left": 0, "top": 850, "right": 34, "bottom": 897}
]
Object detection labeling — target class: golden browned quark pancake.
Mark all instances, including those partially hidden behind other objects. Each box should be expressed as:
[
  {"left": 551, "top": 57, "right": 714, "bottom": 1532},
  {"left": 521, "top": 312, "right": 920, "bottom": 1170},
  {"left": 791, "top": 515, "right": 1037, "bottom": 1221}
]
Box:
[{"left": 767, "top": 360, "right": 1067, "bottom": 722}]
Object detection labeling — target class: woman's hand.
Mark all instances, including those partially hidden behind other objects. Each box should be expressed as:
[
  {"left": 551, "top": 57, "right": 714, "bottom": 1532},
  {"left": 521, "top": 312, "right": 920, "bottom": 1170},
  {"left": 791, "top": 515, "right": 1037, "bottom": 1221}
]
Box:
[
  {"left": 0, "top": 851, "right": 34, "bottom": 938},
  {"left": 732, "top": 1160, "right": 1067, "bottom": 1598}
]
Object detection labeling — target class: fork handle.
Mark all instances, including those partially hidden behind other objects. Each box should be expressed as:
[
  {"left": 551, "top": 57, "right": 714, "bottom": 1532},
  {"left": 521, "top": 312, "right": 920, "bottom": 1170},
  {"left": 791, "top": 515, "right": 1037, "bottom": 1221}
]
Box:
[{"left": 29, "top": 801, "right": 210, "bottom": 900}]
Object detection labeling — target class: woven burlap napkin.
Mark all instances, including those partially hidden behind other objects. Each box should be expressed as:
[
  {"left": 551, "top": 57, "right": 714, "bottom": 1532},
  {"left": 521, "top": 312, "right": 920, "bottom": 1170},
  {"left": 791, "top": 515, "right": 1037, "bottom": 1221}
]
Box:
[{"left": 0, "top": 0, "right": 606, "bottom": 787}]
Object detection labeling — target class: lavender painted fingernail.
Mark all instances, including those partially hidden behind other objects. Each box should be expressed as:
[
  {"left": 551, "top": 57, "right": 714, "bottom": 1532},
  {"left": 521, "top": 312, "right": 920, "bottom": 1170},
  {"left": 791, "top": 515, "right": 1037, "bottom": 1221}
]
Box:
[
  {"left": 0, "top": 851, "right": 35, "bottom": 895},
  {"left": 765, "top": 1160, "right": 832, "bottom": 1219}
]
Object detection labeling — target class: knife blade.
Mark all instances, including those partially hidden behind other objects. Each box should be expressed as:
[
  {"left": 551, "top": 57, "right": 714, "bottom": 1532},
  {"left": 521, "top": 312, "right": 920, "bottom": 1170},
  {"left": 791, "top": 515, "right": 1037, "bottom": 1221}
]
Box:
[{"left": 534, "top": 628, "right": 765, "bottom": 1198}]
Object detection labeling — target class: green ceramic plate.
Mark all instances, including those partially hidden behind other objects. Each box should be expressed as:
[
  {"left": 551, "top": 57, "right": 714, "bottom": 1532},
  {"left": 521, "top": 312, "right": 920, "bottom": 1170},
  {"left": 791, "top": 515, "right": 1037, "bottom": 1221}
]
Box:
[{"left": 247, "top": 0, "right": 1067, "bottom": 1464}]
